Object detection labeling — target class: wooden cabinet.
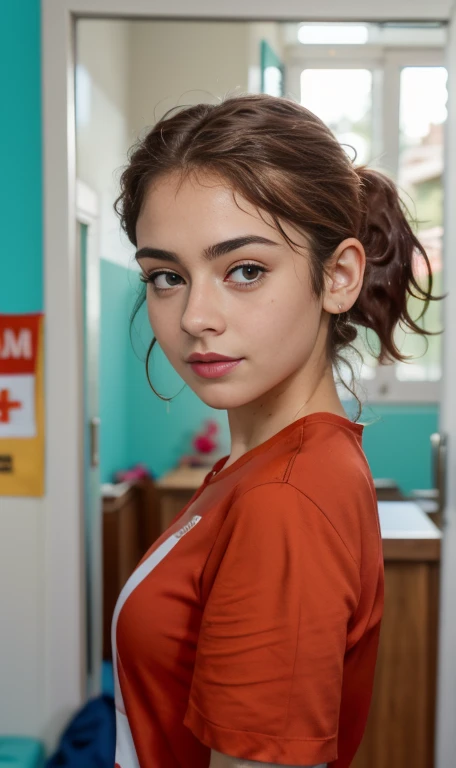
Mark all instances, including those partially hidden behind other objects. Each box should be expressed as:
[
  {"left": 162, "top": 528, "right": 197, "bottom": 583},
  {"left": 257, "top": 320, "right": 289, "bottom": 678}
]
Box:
[
  {"left": 102, "top": 483, "right": 141, "bottom": 659},
  {"left": 353, "top": 532, "right": 440, "bottom": 768}
]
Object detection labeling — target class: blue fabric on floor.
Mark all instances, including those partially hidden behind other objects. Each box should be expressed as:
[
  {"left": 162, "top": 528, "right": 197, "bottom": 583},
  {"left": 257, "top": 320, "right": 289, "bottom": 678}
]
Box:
[
  {"left": 0, "top": 737, "right": 45, "bottom": 767},
  {"left": 45, "top": 695, "right": 115, "bottom": 768}
]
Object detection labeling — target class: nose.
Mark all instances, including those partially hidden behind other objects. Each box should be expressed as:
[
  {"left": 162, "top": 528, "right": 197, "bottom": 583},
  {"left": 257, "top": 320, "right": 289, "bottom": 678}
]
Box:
[{"left": 180, "top": 282, "right": 227, "bottom": 337}]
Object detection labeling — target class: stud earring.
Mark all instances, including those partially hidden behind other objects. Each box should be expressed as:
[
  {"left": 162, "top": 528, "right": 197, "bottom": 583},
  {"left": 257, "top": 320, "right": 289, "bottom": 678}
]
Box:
[{"left": 337, "top": 304, "right": 343, "bottom": 312}]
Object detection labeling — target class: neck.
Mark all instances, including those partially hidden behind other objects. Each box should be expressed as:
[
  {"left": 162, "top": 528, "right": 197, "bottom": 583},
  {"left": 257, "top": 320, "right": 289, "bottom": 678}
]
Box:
[{"left": 224, "top": 362, "right": 346, "bottom": 468}]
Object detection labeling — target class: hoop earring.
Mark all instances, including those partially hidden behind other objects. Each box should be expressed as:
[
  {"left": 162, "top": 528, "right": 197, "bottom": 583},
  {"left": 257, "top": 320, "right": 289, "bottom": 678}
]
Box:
[{"left": 145, "top": 337, "right": 186, "bottom": 402}]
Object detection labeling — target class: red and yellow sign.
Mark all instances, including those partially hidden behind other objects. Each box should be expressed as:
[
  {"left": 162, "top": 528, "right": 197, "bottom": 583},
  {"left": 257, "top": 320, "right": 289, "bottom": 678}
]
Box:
[{"left": 0, "top": 313, "right": 44, "bottom": 496}]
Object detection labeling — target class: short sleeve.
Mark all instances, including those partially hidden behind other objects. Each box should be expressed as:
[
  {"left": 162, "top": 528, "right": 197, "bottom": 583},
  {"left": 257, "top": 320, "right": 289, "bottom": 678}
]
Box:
[{"left": 183, "top": 482, "right": 360, "bottom": 766}]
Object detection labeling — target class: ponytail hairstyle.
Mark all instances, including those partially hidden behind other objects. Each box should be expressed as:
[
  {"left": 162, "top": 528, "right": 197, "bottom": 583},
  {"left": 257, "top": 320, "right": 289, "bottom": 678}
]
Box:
[{"left": 114, "top": 94, "right": 443, "bottom": 419}]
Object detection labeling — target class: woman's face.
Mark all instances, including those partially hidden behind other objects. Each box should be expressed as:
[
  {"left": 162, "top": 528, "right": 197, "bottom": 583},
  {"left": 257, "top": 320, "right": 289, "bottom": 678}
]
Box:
[{"left": 135, "top": 171, "right": 328, "bottom": 411}]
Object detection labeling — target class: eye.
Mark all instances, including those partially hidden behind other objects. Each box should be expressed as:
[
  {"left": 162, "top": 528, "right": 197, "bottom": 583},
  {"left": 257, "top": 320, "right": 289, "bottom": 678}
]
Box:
[
  {"left": 140, "top": 270, "right": 184, "bottom": 292},
  {"left": 226, "top": 263, "right": 268, "bottom": 287}
]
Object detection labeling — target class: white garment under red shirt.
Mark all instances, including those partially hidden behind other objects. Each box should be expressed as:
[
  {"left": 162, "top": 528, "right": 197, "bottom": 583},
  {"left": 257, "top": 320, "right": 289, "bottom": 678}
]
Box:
[{"left": 112, "top": 412, "right": 384, "bottom": 767}]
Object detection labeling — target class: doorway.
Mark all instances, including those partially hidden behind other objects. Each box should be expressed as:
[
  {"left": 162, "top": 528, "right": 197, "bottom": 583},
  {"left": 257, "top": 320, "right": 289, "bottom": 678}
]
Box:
[{"left": 41, "top": 3, "right": 453, "bottom": 766}]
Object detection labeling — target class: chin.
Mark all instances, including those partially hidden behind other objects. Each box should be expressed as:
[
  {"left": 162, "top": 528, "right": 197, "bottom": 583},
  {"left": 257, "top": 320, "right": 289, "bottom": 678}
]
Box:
[{"left": 191, "top": 384, "right": 263, "bottom": 411}]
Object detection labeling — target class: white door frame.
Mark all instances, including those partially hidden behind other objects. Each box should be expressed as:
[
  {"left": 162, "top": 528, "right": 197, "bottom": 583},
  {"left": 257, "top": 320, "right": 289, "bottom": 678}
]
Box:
[
  {"left": 435, "top": 13, "right": 456, "bottom": 766},
  {"left": 42, "top": 0, "right": 456, "bottom": 761}
]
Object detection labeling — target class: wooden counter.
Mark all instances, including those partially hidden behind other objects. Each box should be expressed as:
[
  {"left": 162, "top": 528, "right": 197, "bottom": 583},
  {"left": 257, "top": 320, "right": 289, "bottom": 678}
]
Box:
[
  {"left": 156, "top": 469, "right": 441, "bottom": 768},
  {"left": 353, "top": 502, "right": 441, "bottom": 768}
]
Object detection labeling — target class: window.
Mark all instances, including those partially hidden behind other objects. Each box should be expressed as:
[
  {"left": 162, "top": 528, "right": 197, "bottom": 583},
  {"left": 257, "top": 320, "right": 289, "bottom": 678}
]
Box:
[{"left": 285, "top": 35, "right": 447, "bottom": 402}]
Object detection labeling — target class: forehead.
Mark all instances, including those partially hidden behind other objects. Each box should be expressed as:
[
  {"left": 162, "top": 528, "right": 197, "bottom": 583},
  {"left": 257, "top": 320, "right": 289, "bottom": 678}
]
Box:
[{"left": 136, "top": 171, "right": 276, "bottom": 246}]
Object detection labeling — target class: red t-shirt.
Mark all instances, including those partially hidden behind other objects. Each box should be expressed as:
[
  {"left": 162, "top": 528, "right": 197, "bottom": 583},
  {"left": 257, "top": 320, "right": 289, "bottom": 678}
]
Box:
[{"left": 113, "top": 412, "right": 384, "bottom": 767}]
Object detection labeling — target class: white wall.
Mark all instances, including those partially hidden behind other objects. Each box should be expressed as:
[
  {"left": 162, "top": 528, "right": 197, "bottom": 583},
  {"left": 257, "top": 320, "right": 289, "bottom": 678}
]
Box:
[
  {"left": 76, "top": 19, "right": 255, "bottom": 263},
  {"left": 128, "top": 20, "right": 250, "bottom": 137},
  {"left": 76, "top": 19, "right": 134, "bottom": 267}
]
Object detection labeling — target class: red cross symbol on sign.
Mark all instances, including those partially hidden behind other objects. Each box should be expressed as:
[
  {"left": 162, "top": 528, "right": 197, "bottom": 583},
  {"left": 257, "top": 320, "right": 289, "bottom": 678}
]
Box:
[{"left": 0, "top": 388, "right": 22, "bottom": 423}]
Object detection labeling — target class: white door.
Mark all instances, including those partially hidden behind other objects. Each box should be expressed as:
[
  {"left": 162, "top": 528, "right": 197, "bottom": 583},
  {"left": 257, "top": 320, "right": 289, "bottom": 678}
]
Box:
[{"left": 76, "top": 180, "right": 102, "bottom": 698}]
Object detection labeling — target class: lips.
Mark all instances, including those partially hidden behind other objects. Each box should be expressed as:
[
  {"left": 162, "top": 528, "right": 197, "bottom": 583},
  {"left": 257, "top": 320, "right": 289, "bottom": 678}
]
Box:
[
  {"left": 188, "top": 358, "right": 243, "bottom": 379},
  {"left": 186, "top": 352, "right": 240, "bottom": 363}
]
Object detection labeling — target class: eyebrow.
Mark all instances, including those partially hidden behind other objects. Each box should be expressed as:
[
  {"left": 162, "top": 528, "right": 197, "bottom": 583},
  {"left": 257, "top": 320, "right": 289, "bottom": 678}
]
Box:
[{"left": 135, "top": 235, "right": 279, "bottom": 264}]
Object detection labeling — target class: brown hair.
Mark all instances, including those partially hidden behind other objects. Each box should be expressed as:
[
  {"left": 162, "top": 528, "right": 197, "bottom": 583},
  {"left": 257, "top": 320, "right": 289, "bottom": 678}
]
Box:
[{"left": 114, "top": 94, "right": 443, "bottom": 417}]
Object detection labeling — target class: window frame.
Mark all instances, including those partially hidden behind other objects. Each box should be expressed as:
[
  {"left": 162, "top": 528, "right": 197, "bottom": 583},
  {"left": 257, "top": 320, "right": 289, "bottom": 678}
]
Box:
[{"left": 285, "top": 44, "right": 445, "bottom": 403}]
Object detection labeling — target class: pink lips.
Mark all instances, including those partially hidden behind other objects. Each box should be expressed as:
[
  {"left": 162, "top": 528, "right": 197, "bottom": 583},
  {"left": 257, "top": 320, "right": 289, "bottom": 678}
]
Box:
[
  {"left": 188, "top": 359, "right": 243, "bottom": 379},
  {"left": 186, "top": 351, "right": 244, "bottom": 379}
]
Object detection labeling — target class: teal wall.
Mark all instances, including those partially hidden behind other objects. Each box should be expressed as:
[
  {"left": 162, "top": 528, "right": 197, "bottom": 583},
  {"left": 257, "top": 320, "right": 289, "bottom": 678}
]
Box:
[
  {"left": 99, "top": 260, "right": 137, "bottom": 482},
  {"left": 1, "top": 0, "right": 439, "bottom": 496},
  {"left": 358, "top": 403, "right": 438, "bottom": 494},
  {"left": 1, "top": 0, "right": 42, "bottom": 312}
]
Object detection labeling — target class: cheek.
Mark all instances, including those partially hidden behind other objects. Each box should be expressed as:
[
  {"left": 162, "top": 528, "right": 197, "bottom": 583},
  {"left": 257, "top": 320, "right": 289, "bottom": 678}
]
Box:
[{"left": 245, "top": 291, "right": 315, "bottom": 352}]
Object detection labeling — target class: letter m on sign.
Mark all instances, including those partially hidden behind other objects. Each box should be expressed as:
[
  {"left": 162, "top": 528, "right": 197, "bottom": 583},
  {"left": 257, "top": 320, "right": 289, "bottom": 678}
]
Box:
[
  {"left": 0, "top": 315, "right": 39, "bottom": 376},
  {"left": 0, "top": 329, "right": 32, "bottom": 360}
]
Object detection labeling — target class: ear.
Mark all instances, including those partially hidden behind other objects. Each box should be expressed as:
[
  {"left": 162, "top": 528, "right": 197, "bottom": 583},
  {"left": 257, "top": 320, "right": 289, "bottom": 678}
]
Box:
[{"left": 322, "top": 237, "right": 366, "bottom": 316}]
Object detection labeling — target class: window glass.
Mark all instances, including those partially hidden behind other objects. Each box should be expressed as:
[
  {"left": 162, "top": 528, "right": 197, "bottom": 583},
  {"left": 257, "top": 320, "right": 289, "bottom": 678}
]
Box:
[
  {"left": 300, "top": 68, "right": 373, "bottom": 164},
  {"left": 395, "top": 66, "right": 447, "bottom": 382}
]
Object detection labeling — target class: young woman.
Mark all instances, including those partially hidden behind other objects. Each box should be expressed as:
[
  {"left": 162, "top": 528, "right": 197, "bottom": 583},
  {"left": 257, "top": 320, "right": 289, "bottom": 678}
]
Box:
[{"left": 112, "top": 94, "right": 437, "bottom": 768}]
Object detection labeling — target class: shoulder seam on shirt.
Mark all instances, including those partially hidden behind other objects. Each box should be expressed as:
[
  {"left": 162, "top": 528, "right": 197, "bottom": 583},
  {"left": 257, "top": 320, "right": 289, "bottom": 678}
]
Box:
[
  {"left": 290, "top": 483, "right": 360, "bottom": 572},
  {"left": 233, "top": 481, "right": 360, "bottom": 573}
]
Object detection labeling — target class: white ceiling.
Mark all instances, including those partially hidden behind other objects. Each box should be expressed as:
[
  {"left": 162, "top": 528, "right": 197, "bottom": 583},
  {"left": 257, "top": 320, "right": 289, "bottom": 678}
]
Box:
[{"left": 69, "top": 0, "right": 454, "bottom": 23}]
